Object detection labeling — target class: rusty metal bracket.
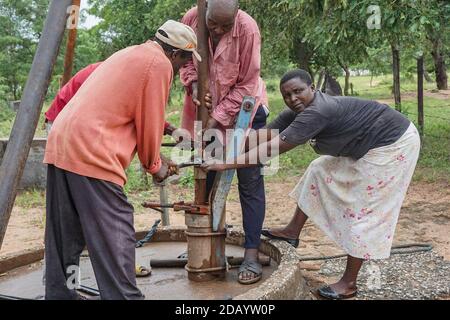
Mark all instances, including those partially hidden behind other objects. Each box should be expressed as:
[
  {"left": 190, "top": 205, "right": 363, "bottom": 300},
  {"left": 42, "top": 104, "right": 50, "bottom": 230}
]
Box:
[
  {"left": 142, "top": 201, "right": 209, "bottom": 215},
  {"left": 185, "top": 231, "right": 227, "bottom": 237},
  {"left": 185, "top": 265, "right": 226, "bottom": 273}
]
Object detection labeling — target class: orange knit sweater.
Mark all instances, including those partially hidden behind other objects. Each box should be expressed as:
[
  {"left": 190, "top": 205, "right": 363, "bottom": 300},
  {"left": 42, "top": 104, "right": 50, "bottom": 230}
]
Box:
[{"left": 44, "top": 41, "right": 173, "bottom": 187}]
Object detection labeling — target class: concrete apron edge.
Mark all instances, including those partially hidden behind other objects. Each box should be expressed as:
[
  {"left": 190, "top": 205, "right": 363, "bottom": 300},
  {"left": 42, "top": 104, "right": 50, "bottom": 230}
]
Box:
[{"left": 0, "top": 226, "right": 311, "bottom": 300}]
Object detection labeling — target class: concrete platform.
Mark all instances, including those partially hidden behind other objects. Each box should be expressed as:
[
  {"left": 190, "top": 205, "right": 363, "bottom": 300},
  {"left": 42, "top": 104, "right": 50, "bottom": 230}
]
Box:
[{"left": 0, "top": 227, "right": 311, "bottom": 300}]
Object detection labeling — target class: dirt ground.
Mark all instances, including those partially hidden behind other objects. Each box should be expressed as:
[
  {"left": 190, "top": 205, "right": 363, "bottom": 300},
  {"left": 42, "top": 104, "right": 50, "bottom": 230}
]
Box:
[
  {"left": 376, "top": 89, "right": 450, "bottom": 105},
  {"left": 2, "top": 177, "right": 449, "bottom": 260},
  {"left": 1, "top": 175, "right": 449, "bottom": 299}
]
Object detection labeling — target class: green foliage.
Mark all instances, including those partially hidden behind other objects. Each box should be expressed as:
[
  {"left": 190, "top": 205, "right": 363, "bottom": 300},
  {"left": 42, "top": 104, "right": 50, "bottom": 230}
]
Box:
[
  {"left": 179, "top": 169, "right": 195, "bottom": 188},
  {"left": 88, "top": 0, "right": 156, "bottom": 57},
  {"left": 0, "top": 0, "right": 50, "bottom": 100},
  {"left": 14, "top": 188, "right": 46, "bottom": 208},
  {"left": 0, "top": 105, "right": 15, "bottom": 137},
  {"left": 0, "top": 76, "right": 9, "bottom": 107},
  {"left": 0, "top": 0, "right": 448, "bottom": 190},
  {"left": 0, "top": 74, "right": 15, "bottom": 137},
  {"left": 124, "top": 160, "right": 150, "bottom": 194},
  {"left": 87, "top": 0, "right": 196, "bottom": 57}
]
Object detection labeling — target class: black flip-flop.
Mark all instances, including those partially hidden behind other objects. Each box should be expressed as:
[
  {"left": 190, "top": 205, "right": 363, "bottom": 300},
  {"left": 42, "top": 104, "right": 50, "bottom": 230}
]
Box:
[
  {"left": 261, "top": 229, "right": 300, "bottom": 248},
  {"left": 317, "top": 285, "right": 358, "bottom": 300}
]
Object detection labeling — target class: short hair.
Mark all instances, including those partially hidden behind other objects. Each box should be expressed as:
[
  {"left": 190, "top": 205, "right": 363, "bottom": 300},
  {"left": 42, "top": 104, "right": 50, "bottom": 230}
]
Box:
[
  {"left": 280, "top": 69, "right": 313, "bottom": 86},
  {"left": 154, "top": 30, "right": 192, "bottom": 59}
]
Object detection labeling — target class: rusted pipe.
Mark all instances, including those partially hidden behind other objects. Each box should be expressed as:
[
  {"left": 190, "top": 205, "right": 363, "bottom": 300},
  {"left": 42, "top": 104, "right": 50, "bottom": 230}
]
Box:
[
  {"left": 151, "top": 256, "right": 271, "bottom": 268},
  {"left": 185, "top": 0, "right": 227, "bottom": 282},
  {"left": 61, "top": 0, "right": 81, "bottom": 87},
  {"left": 194, "top": 0, "right": 210, "bottom": 205},
  {"left": 0, "top": 0, "right": 73, "bottom": 250}
]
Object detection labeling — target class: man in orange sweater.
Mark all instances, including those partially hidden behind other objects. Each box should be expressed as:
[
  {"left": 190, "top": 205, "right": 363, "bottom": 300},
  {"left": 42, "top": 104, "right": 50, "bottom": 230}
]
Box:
[
  {"left": 44, "top": 61, "right": 178, "bottom": 137},
  {"left": 43, "top": 20, "right": 201, "bottom": 300}
]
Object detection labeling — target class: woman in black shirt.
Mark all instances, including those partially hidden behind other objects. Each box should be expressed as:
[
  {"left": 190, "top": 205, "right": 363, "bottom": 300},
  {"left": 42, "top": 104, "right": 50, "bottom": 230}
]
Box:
[{"left": 201, "top": 69, "right": 421, "bottom": 299}]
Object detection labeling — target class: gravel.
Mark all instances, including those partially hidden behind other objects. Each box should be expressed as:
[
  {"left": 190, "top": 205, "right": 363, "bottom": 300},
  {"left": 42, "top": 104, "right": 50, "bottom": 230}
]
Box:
[{"left": 318, "top": 251, "right": 450, "bottom": 300}]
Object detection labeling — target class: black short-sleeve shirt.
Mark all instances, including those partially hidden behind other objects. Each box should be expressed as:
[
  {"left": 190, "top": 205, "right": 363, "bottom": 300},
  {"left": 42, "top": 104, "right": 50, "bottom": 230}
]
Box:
[{"left": 267, "top": 91, "right": 411, "bottom": 159}]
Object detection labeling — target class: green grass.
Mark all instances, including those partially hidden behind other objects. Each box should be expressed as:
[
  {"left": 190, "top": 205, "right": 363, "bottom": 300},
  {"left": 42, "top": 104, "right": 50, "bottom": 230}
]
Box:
[
  {"left": 0, "top": 104, "right": 16, "bottom": 138},
  {"left": 14, "top": 188, "right": 46, "bottom": 209},
  {"left": 0, "top": 102, "right": 49, "bottom": 138}
]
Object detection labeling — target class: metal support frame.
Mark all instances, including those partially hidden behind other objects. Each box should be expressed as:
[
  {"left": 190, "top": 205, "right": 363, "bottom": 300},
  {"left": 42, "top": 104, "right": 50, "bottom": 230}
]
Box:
[{"left": 0, "top": 0, "right": 73, "bottom": 250}]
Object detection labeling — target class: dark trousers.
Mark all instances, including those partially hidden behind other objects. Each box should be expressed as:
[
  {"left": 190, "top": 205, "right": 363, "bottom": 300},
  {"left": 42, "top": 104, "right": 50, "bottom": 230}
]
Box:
[
  {"left": 206, "top": 106, "right": 267, "bottom": 249},
  {"left": 44, "top": 165, "right": 143, "bottom": 300}
]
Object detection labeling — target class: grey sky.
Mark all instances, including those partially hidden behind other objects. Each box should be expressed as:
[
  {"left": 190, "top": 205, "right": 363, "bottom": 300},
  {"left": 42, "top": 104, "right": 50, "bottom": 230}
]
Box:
[{"left": 79, "top": 1, "right": 101, "bottom": 29}]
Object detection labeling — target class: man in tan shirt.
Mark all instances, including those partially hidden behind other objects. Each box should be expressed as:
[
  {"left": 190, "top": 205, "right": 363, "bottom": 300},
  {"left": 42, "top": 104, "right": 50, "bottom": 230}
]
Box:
[{"left": 43, "top": 20, "right": 201, "bottom": 300}]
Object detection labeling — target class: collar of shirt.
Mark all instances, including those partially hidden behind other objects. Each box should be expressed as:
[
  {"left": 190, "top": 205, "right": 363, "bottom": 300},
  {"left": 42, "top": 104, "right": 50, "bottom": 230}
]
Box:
[{"left": 208, "top": 10, "right": 242, "bottom": 60}]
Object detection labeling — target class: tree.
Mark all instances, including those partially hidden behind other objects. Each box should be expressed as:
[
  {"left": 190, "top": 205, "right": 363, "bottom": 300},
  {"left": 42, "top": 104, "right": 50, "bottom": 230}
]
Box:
[
  {"left": 370, "top": 0, "right": 446, "bottom": 110},
  {"left": 0, "top": 0, "right": 50, "bottom": 101},
  {"left": 421, "top": 0, "right": 449, "bottom": 90},
  {"left": 242, "top": 0, "right": 374, "bottom": 95},
  {"left": 87, "top": 0, "right": 196, "bottom": 57}
]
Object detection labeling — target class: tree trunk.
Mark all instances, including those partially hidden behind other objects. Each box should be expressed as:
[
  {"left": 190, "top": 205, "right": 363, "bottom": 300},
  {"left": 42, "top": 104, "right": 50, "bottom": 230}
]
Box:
[
  {"left": 423, "top": 62, "right": 434, "bottom": 83},
  {"left": 323, "top": 73, "right": 343, "bottom": 96},
  {"left": 293, "top": 38, "right": 314, "bottom": 79},
  {"left": 343, "top": 66, "right": 350, "bottom": 96},
  {"left": 316, "top": 69, "right": 325, "bottom": 90},
  {"left": 431, "top": 38, "right": 448, "bottom": 90},
  {"left": 370, "top": 73, "right": 374, "bottom": 87},
  {"left": 417, "top": 55, "right": 424, "bottom": 135},
  {"left": 391, "top": 43, "right": 401, "bottom": 111}
]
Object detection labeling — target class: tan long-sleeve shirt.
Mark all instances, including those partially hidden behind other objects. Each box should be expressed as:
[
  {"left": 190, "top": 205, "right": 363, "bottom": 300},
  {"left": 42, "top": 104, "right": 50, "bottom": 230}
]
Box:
[{"left": 44, "top": 41, "right": 173, "bottom": 187}]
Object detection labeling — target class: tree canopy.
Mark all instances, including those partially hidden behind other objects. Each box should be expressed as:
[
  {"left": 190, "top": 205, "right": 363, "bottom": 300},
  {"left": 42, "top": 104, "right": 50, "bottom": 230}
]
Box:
[{"left": 0, "top": 0, "right": 448, "bottom": 104}]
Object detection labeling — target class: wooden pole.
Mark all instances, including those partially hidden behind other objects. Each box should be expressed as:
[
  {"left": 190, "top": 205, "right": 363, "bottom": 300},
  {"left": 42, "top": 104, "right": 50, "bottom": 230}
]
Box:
[
  {"left": 417, "top": 55, "right": 424, "bottom": 136},
  {"left": 0, "top": 0, "right": 73, "bottom": 250},
  {"left": 391, "top": 43, "right": 402, "bottom": 112},
  {"left": 61, "top": 0, "right": 81, "bottom": 87}
]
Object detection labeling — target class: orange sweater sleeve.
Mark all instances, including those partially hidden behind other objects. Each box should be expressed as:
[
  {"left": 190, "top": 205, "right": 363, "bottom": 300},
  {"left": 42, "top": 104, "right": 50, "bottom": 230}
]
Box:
[{"left": 135, "top": 55, "right": 173, "bottom": 175}]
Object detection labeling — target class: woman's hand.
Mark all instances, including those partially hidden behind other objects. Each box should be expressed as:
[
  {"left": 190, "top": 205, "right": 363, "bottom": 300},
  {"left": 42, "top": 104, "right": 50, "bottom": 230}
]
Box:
[{"left": 200, "top": 161, "right": 228, "bottom": 172}]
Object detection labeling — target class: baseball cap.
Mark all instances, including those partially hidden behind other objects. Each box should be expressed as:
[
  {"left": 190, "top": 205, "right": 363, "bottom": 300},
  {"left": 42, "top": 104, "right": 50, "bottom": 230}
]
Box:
[{"left": 156, "top": 20, "right": 202, "bottom": 62}]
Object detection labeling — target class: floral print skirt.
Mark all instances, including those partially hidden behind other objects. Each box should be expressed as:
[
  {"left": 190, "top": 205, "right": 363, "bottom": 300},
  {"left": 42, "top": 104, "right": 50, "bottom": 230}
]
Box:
[{"left": 289, "top": 123, "right": 420, "bottom": 260}]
